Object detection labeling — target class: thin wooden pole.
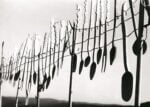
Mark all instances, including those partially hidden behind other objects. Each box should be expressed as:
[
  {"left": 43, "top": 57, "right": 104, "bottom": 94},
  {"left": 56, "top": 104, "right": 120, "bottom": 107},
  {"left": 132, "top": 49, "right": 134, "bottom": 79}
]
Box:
[
  {"left": 15, "top": 78, "right": 21, "bottom": 107},
  {"left": 0, "top": 41, "right": 4, "bottom": 107},
  {"left": 37, "top": 53, "right": 40, "bottom": 107},
  {"left": 68, "top": 68, "right": 73, "bottom": 107},
  {"left": 68, "top": 23, "right": 76, "bottom": 107},
  {"left": 134, "top": 51, "right": 141, "bottom": 107},
  {"left": 134, "top": 1, "right": 144, "bottom": 107}
]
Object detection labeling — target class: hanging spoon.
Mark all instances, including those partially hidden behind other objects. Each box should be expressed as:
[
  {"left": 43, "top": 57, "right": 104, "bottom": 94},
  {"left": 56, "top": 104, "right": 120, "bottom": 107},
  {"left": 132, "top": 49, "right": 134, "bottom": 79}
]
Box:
[
  {"left": 121, "top": 3, "right": 133, "bottom": 101},
  {"left": 57, "top": 22, "right": 62, "bottom": 76},
  {"left": 25, "top": 50, "right": 30, "bottom": 106},
  {"left": 33, "top": 36, "right": 37, "bottom": 84},
  {"left": 61, "top": 28, "right": 67, "bottom": 68},
  {"left": 90, "top": 0, "right": 98, "bottom": 80},
  {"left": 13, "top": 42, "right": 24, "bottom": 84},
  {"left": 28, "top": 37, "right": 35, "bottom": 93},
  {"left": 38, "top": 48, "right": 45, "bottom": 92},
  {"left": 84, "top": 0, "right": 92, "bottom": 67},
  {"left": 9, "top": 56, "right": 14, "bottom": 82},
  {"left": 5, "top": 64, "right": 8, "bottom": 80},
  {"left": 41, "top": 33, "right": 47, "bottom": 85},
  {"left": 101, "top": 19, "right": 108, "bottom": 73},
  {"left": 7, "top": 56, "right": 12, "bottom": 80},
  {"left": 52, "top": 25, "right": 57, "bottom": 79},
  {"left": 20, "top": 49, "right": 27, "bottom": 89},
  {"left": 79, "top": 2, "right": 86, "bottom": 75},
  {"left": 14, "top": 38, "right": 28, "bottom": 81},
  {"left": 0, "top": 41, "right": 4, "bottom": 80},
  {"left": 70, "top": 22, "right": 77, "bottom": 73},
  {"left": 101, "top": 0, "right": 109, "bottom": 73},
  {"left": 42, "top": 40, "right": 49, "bottom": 86},
  {"left": 79, "top": 29, "right": 84, "bottom": 75},
  {"left": 97, "top": 0, "right": 102, "bottom": 64},
  {"left": 110, "top": 0, "right": 117, "bottom": 65},
  {"left": 46, "top": 40, "right": 52, "bottom": 89}
]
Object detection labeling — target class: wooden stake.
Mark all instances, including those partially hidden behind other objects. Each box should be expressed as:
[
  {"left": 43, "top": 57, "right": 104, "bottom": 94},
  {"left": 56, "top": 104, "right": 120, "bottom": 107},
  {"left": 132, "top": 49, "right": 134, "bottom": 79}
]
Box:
[
  {"left": 37, "top": 52, "right": 41, "bottom": 107},
  {"left": 134, "top": 1, "right": 144, "bottom": 107},
  {"left": 0, "top": 41, "right": 4, "bottom": 107},
  {"left": 68, "top": 68, "right": 73, "bottom": 107},
  {"left": 15, "top": 78, "right": 21, "bottom": 107},
  {"left": 68, "top": 23, "right": 76, "bottom": 107}
]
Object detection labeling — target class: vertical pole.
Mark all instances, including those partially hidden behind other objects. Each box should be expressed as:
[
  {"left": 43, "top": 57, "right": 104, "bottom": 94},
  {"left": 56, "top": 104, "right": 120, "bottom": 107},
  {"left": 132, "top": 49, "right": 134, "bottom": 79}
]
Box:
[
  {"left": 37, "top": 53, "right": 40, "bottom": 107},
  {"left": 15, "top": 78, "right": 21, "bottom": 107},
  {"left": 134, "top": 1, "right": 144, "bottom": 107},
  {"left": 0, "top": 41, "right": 4, "bottom": 107},
  {"left": 68, "top": 69, "right": 73, "bottom": 107},
  {"left": 135, "top": 52, "right": 141, "bottom": 107},
  {"left": 68, "top": 24, "right": 75, "bottom": 107}
]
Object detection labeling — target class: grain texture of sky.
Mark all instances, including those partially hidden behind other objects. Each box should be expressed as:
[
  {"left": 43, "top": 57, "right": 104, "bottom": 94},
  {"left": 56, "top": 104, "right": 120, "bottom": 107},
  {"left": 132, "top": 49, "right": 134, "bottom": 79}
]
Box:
[{"left": 0, "top": 0, "right": 150, "bottom": 106}]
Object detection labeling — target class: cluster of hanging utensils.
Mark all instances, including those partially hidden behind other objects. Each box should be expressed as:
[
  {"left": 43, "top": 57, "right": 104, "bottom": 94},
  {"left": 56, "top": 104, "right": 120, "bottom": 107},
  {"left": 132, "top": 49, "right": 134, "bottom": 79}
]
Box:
[
  {"left": 70, "top": 0, "right": 149, "bottom": 80},
  {"left": 0, "top": 21, "right": 73, "bottom": 106},
  {"left": 71, "top": 0, "right": 122, "bottom": 79},
  {"left": 0, "top": 0, "right": 149, "bottom": 84},
  {"left": 0, "top": 24, "right": 71, "bottom": 102},
  {"left": 0, "top": 0, "right": 149, "bottom": 105}
]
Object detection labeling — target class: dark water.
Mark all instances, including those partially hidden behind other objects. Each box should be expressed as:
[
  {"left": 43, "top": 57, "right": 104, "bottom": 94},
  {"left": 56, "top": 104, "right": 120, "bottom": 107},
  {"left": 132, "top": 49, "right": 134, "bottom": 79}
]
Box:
[{"left": 2, "top": 97, "right": 150, "bottom": 107}]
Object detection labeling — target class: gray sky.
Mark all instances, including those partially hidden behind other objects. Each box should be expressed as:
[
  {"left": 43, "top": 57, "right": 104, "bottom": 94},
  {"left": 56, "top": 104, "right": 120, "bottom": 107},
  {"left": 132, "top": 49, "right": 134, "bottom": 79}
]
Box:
[{"left": 0, "top": 0, "right": 150, "bottom": 105}]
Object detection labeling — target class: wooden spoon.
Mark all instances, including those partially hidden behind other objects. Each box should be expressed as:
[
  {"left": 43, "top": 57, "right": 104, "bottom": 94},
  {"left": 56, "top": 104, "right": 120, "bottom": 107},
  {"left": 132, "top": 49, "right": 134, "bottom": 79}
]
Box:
[
  {"left": 110, "top": 0, "right": 117, "bottom": 65},
  {"left": 0, "top": 41, "right": 4, "bottom": 80},
  {"left": 14, "top": 38, "right": 28, "bottom": 81},
  {"left": 79, "top": 3, "right": 86, "bottom": 75},
  {"left": 46, "top": 40, "right": 52, "bottom": 89},
  {"left": 33, "top": 36, "right": 37, "bottom": 85},
  {"left": 13, "top": 42, "right": 23, "bottom": 84},
  {"left": 28, "top": 44, "right": 34, "bottom": 93},
  {"left": 101, "top": 19, "right": 107, "bottom": 73},
  {"left": 38, "top": 48, "right": 44, "bottom": 92},
  {"left": 5, "top": 63, "right": 8, "bottom": 80},
  {"left": 69, "top": 22, "right": 77, "bottom": 73},
  {"left": 90, "top": 0, "right": 98, "bottom": 80},
  {"left": 97, "top": 0, "right": 102, "bottom": 64},
  {"left": 79, "top": 31, "right": 84, "bottom": 75},
  {"left": 42, "top": 41, "right": 49, "bottom": 86},
  {"left": 9, "top": 56, "right": 14, "bottom": 82},
  {"left": 52, "top": 25, "right": 57, "bottom": 79},
  {"left": 121, "top": 4, "right": 133, "bottom": 102},
  {"left": 7, "top": 56, "right": 12, "bottom": 80},
  {"left": 20, "top": 50, "right": 27, "bottom": 89},
  {"left": 84, "top": 0, "right": 92, "bottom": 67},
  {"left": 61, "top": 28, "right": 67, "bottom": 68},
  {"left": 25, "top": 50, "right": 30, "bottom": 106},
  {"left": 41, "top": 34, "right": 47, "bottom": 85},
  {"left": 57, "top": 22, "right": 62, "bottom": 76}
]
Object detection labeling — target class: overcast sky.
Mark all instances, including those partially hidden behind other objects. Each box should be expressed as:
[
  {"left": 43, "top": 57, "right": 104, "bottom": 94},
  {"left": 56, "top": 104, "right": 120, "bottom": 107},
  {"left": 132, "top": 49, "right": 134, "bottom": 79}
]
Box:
[{"left": 0, "top": 0, "right": 150, "bottom": 106}]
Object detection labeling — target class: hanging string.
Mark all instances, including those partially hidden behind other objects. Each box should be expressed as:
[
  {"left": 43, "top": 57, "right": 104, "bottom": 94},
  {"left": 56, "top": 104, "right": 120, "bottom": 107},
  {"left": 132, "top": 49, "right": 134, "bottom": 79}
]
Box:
[
  {"left": 1, "top": 27, "right": 141, "bottom": 73},
  {"left": 0, "top": 0, "right": 148, "bottom": 76}
]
